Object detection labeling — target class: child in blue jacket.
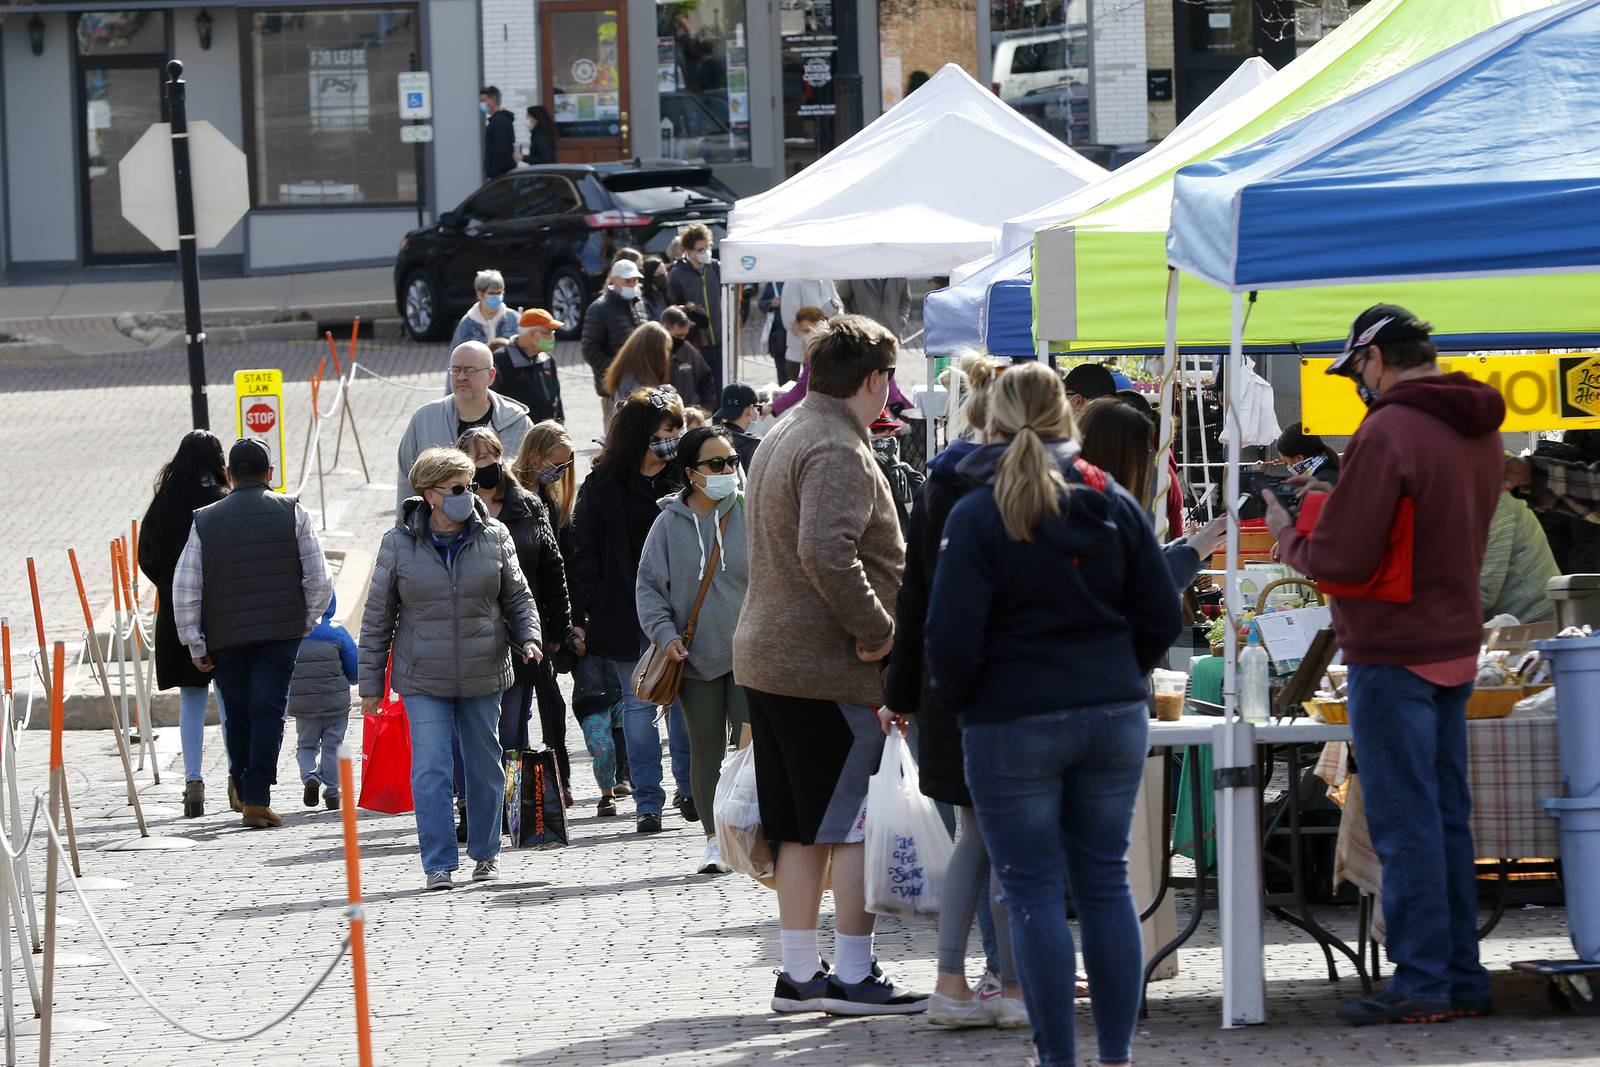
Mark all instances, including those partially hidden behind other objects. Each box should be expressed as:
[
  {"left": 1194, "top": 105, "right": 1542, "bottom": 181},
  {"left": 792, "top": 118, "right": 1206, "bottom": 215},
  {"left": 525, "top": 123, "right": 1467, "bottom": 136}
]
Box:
[{"left": 287, "top": 592, "right": 359, "bottom": 810}]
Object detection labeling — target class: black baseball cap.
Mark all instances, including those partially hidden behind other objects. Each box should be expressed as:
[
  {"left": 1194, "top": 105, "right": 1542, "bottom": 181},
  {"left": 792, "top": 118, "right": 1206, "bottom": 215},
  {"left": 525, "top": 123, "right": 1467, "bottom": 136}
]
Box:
[
  {"left": 714, "top": 382, "right": 759, "bottom": 422},
  {"left": 1328, "top": 304, "right": 1432, "bottom": 376},
  {"left": 229, "top": 438, "right": 272, "bottom": 476},
  {"left": 1062, "top": 362, "right": 1117, "bottom": 399}
]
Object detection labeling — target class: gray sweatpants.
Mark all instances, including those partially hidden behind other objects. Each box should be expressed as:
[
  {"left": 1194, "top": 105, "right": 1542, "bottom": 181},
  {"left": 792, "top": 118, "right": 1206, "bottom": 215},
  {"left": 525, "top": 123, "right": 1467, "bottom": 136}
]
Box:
[{"left": 937, "top": 806, "right": 1015, "bottom": 979}]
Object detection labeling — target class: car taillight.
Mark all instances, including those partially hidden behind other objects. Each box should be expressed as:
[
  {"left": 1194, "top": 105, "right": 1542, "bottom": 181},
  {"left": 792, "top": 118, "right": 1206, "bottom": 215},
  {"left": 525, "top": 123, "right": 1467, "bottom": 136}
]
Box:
[{"left": 585, "top": 210, "right": 654, "bottom": 228}]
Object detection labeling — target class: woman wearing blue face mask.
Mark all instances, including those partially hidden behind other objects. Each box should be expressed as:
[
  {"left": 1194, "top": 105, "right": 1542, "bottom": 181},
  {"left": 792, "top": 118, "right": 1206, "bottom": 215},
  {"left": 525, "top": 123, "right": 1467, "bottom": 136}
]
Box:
[
  {"left": 635, "top": 425, "right": 750, "bottom": 874},
  {"left": 451, "top": 269, "right": 520, "bottom": 348}
]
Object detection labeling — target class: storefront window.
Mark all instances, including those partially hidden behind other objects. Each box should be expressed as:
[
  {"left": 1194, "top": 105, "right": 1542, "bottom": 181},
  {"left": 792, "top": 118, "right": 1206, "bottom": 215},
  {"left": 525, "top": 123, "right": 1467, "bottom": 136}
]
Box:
[
  {"left": 780, "top": 0, "right": 835, "bottom": 177},
  {"left": 656, "top": 0, "right": 751, "bottom": 165},
  {"left": 246, "top": 8, "right": 419, "bottom": 206},
  {"left": 990, "top": 0, "right": 1088, "bottom": 145},
  {"left": 76, "top": 11, "right": 166, "bottom": 55},
  {"left": 1185, "top": 0, "right": 1254, "bottom": 55}
]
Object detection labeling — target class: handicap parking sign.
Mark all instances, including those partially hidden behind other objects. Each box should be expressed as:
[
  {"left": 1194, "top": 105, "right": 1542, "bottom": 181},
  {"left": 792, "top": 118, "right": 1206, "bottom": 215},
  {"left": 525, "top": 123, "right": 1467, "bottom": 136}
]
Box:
[{"left": 406, "top": 91, "right": 424, "bottom": 110}]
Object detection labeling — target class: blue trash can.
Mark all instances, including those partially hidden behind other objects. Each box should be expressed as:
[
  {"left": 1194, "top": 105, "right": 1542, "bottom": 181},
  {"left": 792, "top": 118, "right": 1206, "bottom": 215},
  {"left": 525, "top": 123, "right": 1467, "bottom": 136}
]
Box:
[
  {"left": 1535, "top": 634, "right": 1600, "bottom": 799},
  {"left": 1543, "top": 795, "right": 1600, "bottom": 963}
]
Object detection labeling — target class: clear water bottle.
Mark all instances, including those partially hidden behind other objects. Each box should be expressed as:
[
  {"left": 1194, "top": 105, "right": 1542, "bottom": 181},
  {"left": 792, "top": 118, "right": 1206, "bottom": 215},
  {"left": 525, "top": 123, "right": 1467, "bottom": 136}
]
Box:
[{"left": 1239, "top": 628, "right": 1270, "bottom": 723}]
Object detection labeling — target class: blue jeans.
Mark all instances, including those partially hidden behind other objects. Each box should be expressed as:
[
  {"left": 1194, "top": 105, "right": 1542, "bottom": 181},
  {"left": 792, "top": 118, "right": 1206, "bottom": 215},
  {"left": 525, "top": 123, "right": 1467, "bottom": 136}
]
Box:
[
  {"left": 294, "top": 717, "right": 348, "bottom": 798},
  {"left": 602, "top": 657, "right": 670, "bottom": 816},
  {"left": 209, "top": 638, "right": 300, "bottom": 807},
  {"left": 178, "top": 685, "right": 227, "bottom": 783},
  {"left": 964, "top": 703, "right": 1149, "bottom": 1067},
  {"left": 1346, "top": 664, "right": 1488, "bottom": 1004},
  {"left": 405, "top": 693, "right": 503, "bottom": 874},
  {"left": 667, "top": 701, "right": 691, "bottom": 802}
]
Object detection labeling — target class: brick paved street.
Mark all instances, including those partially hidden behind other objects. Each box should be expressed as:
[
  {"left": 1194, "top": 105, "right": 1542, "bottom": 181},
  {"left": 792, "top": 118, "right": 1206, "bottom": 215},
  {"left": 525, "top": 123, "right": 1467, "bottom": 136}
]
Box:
[{"left": 1, "top": 339, "right": 1595, "bottom": 1065}]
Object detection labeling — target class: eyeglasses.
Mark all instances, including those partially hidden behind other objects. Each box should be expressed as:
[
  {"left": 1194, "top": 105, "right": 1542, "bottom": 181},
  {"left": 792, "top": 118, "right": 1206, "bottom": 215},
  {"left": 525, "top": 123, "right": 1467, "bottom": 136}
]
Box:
[
  {"left": 1064, "top": 390, "right": 1082, "bottom": 400},
  {"left": 645, "top": 385, "right": 680, "bottom": 409},
  {"left": 449, "top": 365, "right": 490, "bottom": 377},
  {"left": 431, "top": 482, "right": 475, "bottom": 495},
  {"left": 693, "top": 456, "right": 740, "bottom": 474}
]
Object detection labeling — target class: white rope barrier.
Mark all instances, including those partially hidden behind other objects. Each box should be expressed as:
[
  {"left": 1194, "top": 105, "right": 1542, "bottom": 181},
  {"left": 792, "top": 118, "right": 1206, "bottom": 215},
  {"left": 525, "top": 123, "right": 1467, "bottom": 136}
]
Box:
[
  {"left": 37, "top": 802, "right": 353, "bottom": 1043},
  {"left": 349, "top": 362, "right": 440, "bottom": 392}
]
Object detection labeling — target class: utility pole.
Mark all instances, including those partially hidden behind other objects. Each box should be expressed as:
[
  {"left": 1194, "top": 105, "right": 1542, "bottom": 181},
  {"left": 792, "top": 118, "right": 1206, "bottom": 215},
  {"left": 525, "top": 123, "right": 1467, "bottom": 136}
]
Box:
[{"left": 166, "top": 60, "right": 210, "bottom": 430}]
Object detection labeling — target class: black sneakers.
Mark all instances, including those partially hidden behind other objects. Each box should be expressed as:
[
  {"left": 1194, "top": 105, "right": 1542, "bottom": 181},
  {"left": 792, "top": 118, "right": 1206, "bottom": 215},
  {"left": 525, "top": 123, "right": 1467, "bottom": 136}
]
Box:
[
  {"left": 303, "top": 778, "right": 320, "bottom": 808},
  {"left": 678, "top": 795, "right": 699, "bottom": 826},
  {"left": 822, "top": 968, "right": 929, "bottom": 1016},
  {"left": 636, "top": 812, "right": 663, "bottom": 833},
  {"left": 1336, "top": 989, "right": 1453, "bottom": 1026},
  {"left": 772, "top": 968, "right": 831, "bottom": 1013},
  {"left": 1450, "top": 994, "right": 1494, "bottom": 1019}
]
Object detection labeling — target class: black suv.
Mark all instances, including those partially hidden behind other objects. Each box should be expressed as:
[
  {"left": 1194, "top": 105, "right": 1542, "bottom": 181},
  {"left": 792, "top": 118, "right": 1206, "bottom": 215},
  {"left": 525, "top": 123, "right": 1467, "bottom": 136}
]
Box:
[{"left": 394, "top": 160, "right": 735, "bottom": 341}]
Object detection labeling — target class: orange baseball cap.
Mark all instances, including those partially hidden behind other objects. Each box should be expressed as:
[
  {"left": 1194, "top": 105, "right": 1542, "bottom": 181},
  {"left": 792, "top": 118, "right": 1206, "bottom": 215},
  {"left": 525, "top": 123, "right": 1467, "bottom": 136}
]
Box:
[{"left": 519, "top": 308, "right": 564, "bottom": 330}]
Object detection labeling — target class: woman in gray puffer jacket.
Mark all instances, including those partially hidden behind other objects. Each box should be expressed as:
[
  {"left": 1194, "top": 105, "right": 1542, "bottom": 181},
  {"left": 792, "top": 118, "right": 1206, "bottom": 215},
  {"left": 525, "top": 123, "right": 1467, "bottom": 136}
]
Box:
[{"left": 359, "top": 447, "right": 540, "bottom": 891}]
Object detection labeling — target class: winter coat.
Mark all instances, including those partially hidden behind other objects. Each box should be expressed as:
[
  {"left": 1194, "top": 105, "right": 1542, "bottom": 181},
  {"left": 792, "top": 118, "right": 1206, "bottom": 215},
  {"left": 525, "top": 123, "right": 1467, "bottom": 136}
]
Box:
[
  {"left": 1279, "top": 373, "right": 1504, "bottom": 666},
  {"left": 926, "top": 439, "right": 1183, "bottom": 724},
  {"left": 288, "top": 593, "right": 358, "bottom": 722},
  {"left": 484, "top": 109, "right": 516, "bottom": 179},
  {"left": 667, "top": 258, "right": 722, "bottom": 351},
  {"left": 580, "top": 290, "right": 647, "bottom": 392},
  {"left": 526, "top": 126, "right": 555, "bottom": 165},
  {"left": 495, "top": 481, "right": 574, "bottom": 658},
  {"left": 636, "top": 492, "right": 749, "bottom": 681},
  {"left": 492, "top": 335, "right": 565, "bottom": 424},
  {"left": 838, "top": 278, "right": 911, "bottom": 341},
  {"left": 395, "top": 392, "right": 532, "bottom": 513},
  {"left": 725, "top": 424, "right": 761, "bottom": 472},
  {"left": 884, "top": 439, "right": 979, "bottom": 805},
  {"left": 1480, "top": 491, "right": 1558, "bottom": 624},
  {"left": 358, "top": 496, "right": 539, "bottom": 700},
  {"left": 733, "top": 392, "right": 905, "bottom": 707},
  {"left": 777, "top": 279, "right": 843, "bottom": 366},
  {"left": 570, "top": 462, "right": 682, "bottom": 663},
  {"left": 450, "top": 303, "right": 520, "bottom": 349},
  {"left": 138, "top": 478, "right": 227, "bottom": 691},
  {"left": 670, "top": 339, "right": 717, "bottom": 410}
]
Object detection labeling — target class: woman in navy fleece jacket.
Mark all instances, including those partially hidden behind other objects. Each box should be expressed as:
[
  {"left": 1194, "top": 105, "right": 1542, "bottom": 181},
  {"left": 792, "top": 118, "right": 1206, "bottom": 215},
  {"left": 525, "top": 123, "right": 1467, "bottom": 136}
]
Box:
[{"left": 924, "top": 362, "right": 1181, "bottom": 1067}]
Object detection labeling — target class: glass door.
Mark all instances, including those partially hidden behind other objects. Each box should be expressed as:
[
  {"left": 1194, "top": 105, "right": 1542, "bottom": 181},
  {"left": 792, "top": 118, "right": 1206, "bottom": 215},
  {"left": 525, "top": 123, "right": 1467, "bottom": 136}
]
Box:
[
  {"left": 76, "top": 12, "right": 170, "bottom": 263},
  {"left": 540, "top": 2, "right": 630, "bottom": 163}
]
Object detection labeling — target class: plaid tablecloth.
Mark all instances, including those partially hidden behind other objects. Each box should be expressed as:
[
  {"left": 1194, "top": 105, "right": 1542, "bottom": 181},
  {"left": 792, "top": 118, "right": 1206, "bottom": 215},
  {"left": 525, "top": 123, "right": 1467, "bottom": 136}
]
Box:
[{"left": 1315, "top": 709, "right": 1563, "bottom": 902}]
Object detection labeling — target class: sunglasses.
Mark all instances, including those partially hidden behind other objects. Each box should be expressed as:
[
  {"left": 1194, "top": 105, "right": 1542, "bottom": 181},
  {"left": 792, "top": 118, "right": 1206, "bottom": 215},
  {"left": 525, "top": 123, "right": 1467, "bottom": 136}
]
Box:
[
  {"left": 449, "top": 365, "right": 490, "bottom": 377},
  {"left": 693, "top": 456, "right": 740, "bottom": 474},
  {"left": 432, "top": 482, "right": 475, "bottom": 495},
  {"left": 880, "top": 365, "right": 898, "bottom": 379},
  {"left": 646, "top": 385, "right": 681, "bottom": 409}
]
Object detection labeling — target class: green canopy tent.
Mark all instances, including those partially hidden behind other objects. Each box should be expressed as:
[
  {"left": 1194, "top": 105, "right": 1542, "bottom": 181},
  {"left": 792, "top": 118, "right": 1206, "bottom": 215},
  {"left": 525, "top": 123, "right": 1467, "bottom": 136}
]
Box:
[{"left": 1030, "top": 0, "right": 1593, "bottom": 355}]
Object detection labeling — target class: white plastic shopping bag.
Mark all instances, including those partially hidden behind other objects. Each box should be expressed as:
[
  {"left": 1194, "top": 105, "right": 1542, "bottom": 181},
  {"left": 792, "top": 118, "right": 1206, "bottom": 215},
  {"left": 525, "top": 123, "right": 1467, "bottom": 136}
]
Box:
[
  {"left": 863, "top": 731, "right": 954, "bottom": 919},
  {"left": 714, "top": 743, "right": 776, "bottom": 888}
]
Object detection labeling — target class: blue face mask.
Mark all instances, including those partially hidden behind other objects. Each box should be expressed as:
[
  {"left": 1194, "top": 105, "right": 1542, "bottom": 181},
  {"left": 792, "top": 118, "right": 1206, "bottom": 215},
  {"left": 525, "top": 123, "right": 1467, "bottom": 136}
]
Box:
[
  {"left": 479, "top": 101, "right": 490, "bottom": 115},
  {"left": 484, "top": 294, "right": 504, "bottom": 312}
]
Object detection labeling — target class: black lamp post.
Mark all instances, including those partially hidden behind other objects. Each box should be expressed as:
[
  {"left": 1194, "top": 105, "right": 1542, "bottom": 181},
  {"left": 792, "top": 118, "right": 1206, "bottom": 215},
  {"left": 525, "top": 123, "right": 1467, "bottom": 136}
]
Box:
[
  {"left": 195, "top": 9, "right": 213, "bottom": 50},
  {"left": 28, "top": 14, "right": 46, "bottom": 57}
]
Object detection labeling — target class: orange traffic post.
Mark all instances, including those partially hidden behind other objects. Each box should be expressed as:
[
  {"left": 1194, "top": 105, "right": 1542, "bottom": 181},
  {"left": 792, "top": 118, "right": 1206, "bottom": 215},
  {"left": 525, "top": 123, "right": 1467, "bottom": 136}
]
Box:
[
  {"left": 337, "top": 748, "right": 374, "bottom": 1067},
  {"left": 112, "top": 542, "right": 159, "bottom": 783},
  {"left": 67, "top": 549, "right": 147, "bottom": 831},
  {"left": 2, "top": 617, "right": 12, "bottom": 701},
  {"left": 25, "top": 558, "right": 49, "bottom": 704},
  {"left": 39, "top": 644, "right": 65, "bottom": 1067}
]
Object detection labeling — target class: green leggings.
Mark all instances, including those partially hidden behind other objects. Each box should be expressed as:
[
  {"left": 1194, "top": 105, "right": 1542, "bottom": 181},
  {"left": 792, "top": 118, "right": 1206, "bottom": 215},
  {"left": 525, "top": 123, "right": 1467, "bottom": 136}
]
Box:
[{"left": 678, "top": 673, "right": 749, "bottom": 836}]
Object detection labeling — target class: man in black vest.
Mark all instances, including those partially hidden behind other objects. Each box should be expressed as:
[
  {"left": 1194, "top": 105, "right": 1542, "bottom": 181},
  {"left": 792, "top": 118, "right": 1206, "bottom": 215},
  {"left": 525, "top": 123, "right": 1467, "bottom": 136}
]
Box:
[{"left": 173, "top": 439, "right": 332, "bottom": 828}]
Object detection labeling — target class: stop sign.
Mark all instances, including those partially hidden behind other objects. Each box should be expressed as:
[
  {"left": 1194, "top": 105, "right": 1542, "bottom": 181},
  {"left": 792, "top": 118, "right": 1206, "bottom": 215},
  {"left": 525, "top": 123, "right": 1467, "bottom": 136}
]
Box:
[
  {"left": 245, "top": 403, "right": 276, "bottom": 434},
  {"left": 118, "top": 121, "right": 248, "bottom": 251}
]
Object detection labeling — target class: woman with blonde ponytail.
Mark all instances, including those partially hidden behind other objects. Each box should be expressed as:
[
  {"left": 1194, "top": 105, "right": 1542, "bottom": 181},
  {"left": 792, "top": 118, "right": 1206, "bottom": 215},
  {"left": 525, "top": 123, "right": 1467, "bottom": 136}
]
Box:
[{"left": 924, "top": 360, "right": 1183, "bottom": 1067}]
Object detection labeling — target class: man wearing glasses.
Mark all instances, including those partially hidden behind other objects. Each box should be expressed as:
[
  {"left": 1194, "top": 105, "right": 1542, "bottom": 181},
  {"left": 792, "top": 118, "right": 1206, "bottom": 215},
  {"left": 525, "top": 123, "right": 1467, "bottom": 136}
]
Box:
[{"left": 396, "top": 340, "right": 533, "bottom": 513}]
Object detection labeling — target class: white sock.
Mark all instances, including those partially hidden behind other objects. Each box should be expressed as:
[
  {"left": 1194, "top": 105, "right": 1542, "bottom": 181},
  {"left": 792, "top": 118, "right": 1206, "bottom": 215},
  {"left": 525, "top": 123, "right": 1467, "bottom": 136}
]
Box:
[
  {"left": 835, "top": 932, "right": 874, "bottom": 984},
  {"left": 780, "top": 928, "right": 822, "bottom": 979}
]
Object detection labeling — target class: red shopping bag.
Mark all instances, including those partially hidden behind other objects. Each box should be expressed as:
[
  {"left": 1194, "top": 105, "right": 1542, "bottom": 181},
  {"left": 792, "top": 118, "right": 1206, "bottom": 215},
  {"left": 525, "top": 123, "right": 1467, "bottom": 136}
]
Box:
[{"left": 358, "top": 662, "right": 414, "bottom": 814}]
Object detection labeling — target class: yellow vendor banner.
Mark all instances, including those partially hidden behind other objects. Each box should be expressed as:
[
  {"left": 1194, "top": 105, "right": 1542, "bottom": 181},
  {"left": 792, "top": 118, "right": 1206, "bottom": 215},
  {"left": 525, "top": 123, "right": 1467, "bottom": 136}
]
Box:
[
  {"left": 234, "top": 368, "right": 287, "bottom": 492},
  {"left": 1300, "top": 353, "right": 1600, "bottom": 436}
]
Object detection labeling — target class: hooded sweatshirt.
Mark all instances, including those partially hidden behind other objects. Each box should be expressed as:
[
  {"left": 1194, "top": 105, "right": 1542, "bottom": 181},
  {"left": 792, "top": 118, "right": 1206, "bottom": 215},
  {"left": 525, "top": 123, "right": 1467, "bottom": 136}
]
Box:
[
  {"left": 635, "top": 491, "right": 749, "bottom": 681},
  {"left": 288, "top": 592, "right": 359, "bottom": 722},
  {"left": 926, "top": 439, "right": 1183, "bottom": 723},
  {"left": 1278, "top": 372, "right": 1504, "bottom": 666}
]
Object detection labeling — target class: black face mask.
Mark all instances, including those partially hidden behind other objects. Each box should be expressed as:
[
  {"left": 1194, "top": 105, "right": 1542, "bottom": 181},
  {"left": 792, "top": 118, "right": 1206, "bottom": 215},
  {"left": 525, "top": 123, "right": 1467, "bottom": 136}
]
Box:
[
  {"left": 476, "top": 462, "right": 502, "bottom": 490},
  {"left": 872, "top": 437, "right": 900, "bottom": 465}
]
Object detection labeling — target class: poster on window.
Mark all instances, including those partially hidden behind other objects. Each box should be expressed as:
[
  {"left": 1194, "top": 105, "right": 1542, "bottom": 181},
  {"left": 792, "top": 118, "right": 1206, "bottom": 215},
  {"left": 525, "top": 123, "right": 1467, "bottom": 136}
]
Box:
[
  {"left": 658, "top": 36, "right": 677, "bottom": 92},
  {"left": 308, "top": 45, "right": 371, "bottom": 133},
  {"left": 785, "top": 35, "right": 836, "bottom": 117},
  {"left": 726, "top": 44, "right": 749, "bottom": 130}
]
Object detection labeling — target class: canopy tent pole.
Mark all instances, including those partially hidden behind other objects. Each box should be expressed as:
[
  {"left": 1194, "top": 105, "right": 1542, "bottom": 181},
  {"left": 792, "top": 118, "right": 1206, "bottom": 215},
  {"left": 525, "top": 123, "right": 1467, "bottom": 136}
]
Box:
[
  {"left": 1216, "top": 289, "right": 1266, "bottom": 1027},
  {"left": 721, "top": 283, "right": 737, "bottom": 389},
  {"left": 1152, "top": 270, "right": 1179, "bottom": 539}
]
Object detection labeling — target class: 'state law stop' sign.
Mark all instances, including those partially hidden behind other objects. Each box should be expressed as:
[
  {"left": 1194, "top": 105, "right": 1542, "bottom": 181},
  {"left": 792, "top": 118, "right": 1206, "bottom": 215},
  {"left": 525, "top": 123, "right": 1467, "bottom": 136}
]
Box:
[{"left": 234, "top": 369, "right": 286, "bottom": 492}]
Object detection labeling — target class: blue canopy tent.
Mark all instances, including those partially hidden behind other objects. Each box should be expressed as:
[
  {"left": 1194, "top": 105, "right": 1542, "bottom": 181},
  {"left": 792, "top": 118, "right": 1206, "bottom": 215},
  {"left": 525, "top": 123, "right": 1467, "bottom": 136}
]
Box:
[{"left": 1161, "top": 0, "right": 1600, "bottom": 1027}]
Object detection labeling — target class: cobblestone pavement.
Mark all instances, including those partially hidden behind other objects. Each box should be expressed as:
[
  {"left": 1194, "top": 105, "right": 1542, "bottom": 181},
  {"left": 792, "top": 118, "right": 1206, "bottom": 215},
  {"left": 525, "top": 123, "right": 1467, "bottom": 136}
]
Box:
[{"left": 1, "top": 339, "right": 1595, "bottom": 1065}]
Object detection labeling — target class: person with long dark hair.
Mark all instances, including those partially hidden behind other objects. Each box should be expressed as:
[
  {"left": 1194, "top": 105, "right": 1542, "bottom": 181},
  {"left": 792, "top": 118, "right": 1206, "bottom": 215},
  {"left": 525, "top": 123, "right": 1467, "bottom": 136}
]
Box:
[
  {"left": 138, "top": 430, "right": 230, "bottom": 817},
  {"left": 571, "top": 387, "right": 689, "bottom": 833}
]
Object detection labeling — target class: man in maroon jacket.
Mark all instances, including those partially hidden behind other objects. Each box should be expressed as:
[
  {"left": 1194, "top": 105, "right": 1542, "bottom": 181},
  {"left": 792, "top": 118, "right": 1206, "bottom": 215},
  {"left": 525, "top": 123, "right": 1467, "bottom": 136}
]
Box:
[{"left": 1265, "top": 306, "right": 1504, "bottom": 1027}]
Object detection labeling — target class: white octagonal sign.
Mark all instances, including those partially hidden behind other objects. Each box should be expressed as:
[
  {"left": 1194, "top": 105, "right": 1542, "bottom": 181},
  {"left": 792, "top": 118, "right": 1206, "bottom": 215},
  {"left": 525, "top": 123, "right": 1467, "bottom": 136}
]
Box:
[{"left": 119, "top": 121, "right": 249, "bottom": 251}]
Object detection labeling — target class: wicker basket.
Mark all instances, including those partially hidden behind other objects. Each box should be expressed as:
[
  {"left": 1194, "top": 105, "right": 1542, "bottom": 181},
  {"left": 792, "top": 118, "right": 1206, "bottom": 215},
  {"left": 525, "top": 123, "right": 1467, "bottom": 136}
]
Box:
[
  {"left": 1466, "top": 686, "right": 1521, "bottom": 720},
  {"left": 1303, "top": 698, "right": 1349, "bottom": 724}
]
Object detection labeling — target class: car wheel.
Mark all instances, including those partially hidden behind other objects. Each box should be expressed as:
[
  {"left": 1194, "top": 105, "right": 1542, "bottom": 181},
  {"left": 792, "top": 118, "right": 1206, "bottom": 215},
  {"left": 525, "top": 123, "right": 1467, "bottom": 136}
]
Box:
[
  {"left": 402, "top": 270, "right": 448, "bottom": 342},
  {"left": 547, "top": 266, "right": 586, "bottom": 340}
]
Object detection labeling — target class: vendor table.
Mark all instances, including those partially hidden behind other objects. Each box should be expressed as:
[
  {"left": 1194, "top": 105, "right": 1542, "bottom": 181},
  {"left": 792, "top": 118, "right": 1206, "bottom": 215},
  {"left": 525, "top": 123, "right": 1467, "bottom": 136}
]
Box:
[
  {"left": 1314, "top": 709, "right": 1563, "bottom": 962},
  {"left": 1143, "top": 717, "right": 1364, "bottom": 1015}
]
